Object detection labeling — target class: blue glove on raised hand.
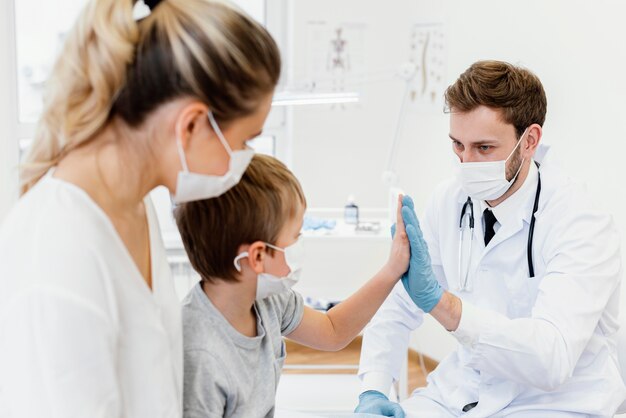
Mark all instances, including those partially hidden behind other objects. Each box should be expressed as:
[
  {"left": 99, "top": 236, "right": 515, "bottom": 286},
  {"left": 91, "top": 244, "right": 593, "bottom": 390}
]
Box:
[
  {"left": 355, "top": 390, "right": 405, "bottom": 418},
  {"left": 391, "top": 195, "right": 443, "bottom": 313}
]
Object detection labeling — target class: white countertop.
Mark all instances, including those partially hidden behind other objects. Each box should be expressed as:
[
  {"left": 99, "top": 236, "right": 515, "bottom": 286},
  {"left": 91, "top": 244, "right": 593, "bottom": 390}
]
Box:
[{"left": 162, "top": 218, "right": 391, "bottom": 251}]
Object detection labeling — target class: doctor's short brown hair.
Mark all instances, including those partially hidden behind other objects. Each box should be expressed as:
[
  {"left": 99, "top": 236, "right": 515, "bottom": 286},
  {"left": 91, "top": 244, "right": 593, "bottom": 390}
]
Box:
[
  {"left": 174, "top": 154, "right": 306, "bottom": 283},
  {"left": 444, "top": 60, "right": 547, "bottom": 138}
]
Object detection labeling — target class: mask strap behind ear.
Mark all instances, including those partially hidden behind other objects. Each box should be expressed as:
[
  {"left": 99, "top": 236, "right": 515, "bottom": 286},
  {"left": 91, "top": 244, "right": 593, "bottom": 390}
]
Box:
[
  {"left": 233, "top": 252, "right": 250, "bottom": 272},
  {"left": 506, "top": 127, "right": 530, "bottom": 161},
  {"left": 175, "top": 118, "right": 190, "bottom": 173},
  {"left": 208, "top": 111, "right": 234, "bottom": 155},
  {"left": 264, "top": 242, "right": 285, "bottom": 253}
]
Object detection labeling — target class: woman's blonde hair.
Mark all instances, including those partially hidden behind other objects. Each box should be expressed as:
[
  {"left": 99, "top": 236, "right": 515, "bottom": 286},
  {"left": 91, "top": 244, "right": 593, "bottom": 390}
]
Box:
[{"left": 20, "top": 0, "right": 281, "bottom": 194}]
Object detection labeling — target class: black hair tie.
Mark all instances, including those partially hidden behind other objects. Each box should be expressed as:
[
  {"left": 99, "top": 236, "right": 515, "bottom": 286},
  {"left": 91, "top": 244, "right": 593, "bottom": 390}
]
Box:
[{"left": 144, "top": 0, "right": 163, "bottom": 11}]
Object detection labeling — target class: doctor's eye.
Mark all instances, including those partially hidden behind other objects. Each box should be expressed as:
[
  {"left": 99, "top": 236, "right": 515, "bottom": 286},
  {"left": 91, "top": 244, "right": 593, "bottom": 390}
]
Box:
[
  {"left": 452, "top": 140, "right": 464, "bottom": 150},
  {"left": 478, "top": 145, "right": 492, "bottom": 152}
]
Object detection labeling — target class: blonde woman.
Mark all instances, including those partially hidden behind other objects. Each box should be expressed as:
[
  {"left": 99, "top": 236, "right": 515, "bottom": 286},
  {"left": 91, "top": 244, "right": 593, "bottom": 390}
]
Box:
[{"left": 0, "top": 0, "right": 280, "bottom": 416}]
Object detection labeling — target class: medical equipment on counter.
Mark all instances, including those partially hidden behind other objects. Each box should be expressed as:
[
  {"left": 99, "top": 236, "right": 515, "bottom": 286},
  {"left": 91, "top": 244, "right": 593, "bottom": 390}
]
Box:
[
  {"left": 355, "top": 221, "right": 381, "bottom": 234},
  {"left": 305, "top": 296, "right": 341, "bottom": 311},
  {"left": 344, "top": 195, "right": 359, "bottom": 225},
  {"left": 303, "top": 216, "right": 337, "bottom": 231}
]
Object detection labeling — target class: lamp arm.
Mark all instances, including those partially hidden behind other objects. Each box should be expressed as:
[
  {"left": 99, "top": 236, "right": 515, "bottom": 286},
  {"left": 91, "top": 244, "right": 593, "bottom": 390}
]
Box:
[{"left": 384, "top": 76, "right": 414, "bottom": 179}]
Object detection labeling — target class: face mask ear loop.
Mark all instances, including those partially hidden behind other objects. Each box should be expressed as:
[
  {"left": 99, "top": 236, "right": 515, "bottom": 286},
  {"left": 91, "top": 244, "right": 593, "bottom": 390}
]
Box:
[
  {"left": 176, "top": 126, "right": 190, "bottom": 173},
  {"left": 506, "top": 127, "right": 530, "bottom": 163},
  {"left": 208, "top": 111, "right": 234, "bottom": 156},
  {"left": 506, "top": 127, "right": 530, "bottom": 183},
  {"left": 233, "top": 251, "right": 250, "bottom": 272},
  {"left": 264, "top": 242, "right": 286, "bottom": 253}
]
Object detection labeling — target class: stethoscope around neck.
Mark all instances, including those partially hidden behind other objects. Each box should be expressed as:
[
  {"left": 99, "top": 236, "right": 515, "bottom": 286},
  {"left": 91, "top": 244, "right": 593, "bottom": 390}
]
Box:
[{"left": 458, "top": 171, "right": 542, "bottom": 292}]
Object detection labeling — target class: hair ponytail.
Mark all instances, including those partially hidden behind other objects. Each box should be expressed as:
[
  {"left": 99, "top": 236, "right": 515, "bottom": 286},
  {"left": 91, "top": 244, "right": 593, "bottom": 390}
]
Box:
[{"left": 20, "top": 0, "right": 139, "bottom": 194}]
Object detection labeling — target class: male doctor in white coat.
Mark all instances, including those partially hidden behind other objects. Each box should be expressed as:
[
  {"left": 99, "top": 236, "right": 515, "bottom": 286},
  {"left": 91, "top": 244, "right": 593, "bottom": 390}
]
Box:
[{"left": 355, "top": 60, "right": 626, "bottom": 417}]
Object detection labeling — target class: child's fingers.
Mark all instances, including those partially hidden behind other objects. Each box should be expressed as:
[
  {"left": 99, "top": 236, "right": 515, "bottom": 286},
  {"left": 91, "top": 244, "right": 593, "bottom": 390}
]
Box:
[{"left": 395, "top": 194, "right": 406, "bottom": 234}]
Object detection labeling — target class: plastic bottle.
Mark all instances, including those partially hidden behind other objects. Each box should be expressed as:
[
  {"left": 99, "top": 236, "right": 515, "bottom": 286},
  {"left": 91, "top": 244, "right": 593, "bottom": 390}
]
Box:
[{"left": 344, "top": 195, "right": 359, "bottom": 225}]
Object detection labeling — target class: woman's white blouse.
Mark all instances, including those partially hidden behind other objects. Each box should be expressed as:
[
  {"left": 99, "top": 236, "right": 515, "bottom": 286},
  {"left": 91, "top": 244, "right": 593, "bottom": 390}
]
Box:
[{"left": 0, "top": 175, "right": 182, "bottom": 418}]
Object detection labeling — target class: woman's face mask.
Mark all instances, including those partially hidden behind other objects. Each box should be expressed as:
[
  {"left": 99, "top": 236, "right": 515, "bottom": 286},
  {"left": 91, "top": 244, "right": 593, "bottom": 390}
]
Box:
[
  {"left": 172, "top": 111, "right": 255, "bottom": 203},
  {"left": 456, "top": 127, "right": 529, "bottom": 201},
  {"left": 233, "top": 238, "right": 304, "bottom": 301}
]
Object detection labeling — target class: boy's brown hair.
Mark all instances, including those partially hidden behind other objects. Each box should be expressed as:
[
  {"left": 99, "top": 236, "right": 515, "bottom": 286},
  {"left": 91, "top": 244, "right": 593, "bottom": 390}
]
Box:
[
  {"left": 174, "top": 154, "right": 306, "bottom": 283},
  {"left": 444, "top": 60, "right": 547, "bottom": 137}
]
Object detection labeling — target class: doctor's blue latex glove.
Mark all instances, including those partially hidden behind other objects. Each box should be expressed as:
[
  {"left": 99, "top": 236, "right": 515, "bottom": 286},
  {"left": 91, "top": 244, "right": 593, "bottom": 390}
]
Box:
[
  {"left": 355, "top": 390, "right": 405, "bottom": 418},
  {"left": 391, "top": 195, "right": 443, "bottom": 313}
]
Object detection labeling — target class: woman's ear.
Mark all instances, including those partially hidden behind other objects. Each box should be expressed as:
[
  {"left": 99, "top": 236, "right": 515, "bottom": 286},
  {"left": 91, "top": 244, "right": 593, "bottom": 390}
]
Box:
[
  {"left": 174, "top": 101, "right": 210, "bottom": 150},
  {"left": 245, "top": 241, "right": 267, "bottom": 274}
]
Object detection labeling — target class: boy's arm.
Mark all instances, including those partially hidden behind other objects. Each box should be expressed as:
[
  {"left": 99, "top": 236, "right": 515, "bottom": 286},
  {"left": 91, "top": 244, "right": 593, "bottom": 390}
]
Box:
[
  {"left": 286, "top": 264, "right": 403, "bottom": 351},
  {"left": 286, "top": 196, "right": 410, "bottom": 351}
]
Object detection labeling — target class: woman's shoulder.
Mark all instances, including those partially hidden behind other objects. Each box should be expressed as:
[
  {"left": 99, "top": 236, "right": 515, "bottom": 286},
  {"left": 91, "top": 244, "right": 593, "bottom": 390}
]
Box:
[
  {"left": 4, "top": 176, "right": 119, "bottom": 247},
  {"left": 0, "top": 177, "right": 125, "bottom": 314}
]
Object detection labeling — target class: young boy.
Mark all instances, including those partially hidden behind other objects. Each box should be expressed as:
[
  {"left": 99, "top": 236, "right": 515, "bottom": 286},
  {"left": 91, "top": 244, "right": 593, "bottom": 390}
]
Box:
[{"left": 176, "top": 154, "right": 411, "bottom": 417}]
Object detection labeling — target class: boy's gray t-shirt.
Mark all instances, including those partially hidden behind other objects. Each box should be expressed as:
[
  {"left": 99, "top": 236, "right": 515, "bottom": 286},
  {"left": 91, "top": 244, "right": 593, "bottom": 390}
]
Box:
[{"left": 182, "top": 283, "right": 304, "bottom": 418}]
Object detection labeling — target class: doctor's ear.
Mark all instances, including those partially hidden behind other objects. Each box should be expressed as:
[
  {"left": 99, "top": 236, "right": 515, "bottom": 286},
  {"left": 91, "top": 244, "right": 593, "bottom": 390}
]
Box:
[
  {"left": 522, "top": 124, "right": 542, "bottom": 158},
  {"left": 174, "top": 101, "right": 210, "bottom": 150},
  {"left": 243, "top": 241, "right": 267, "bottom": 274}
]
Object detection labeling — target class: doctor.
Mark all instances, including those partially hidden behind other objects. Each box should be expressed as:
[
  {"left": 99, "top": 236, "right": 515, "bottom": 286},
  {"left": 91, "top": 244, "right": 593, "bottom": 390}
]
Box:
[{"left": 356, "top": 60, "right": 625, "bottom": 417}]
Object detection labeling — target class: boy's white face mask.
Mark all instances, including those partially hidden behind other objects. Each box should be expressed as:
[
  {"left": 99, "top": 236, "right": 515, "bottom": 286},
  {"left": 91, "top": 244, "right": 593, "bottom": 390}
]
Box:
[
  {"left": 173, "top": 111, "right": 254, "bottom": 203},
  {"left": 233, "top": 238, "right": 304, "bottom": 301},
  {"left": 456, "top": 127, "right": 528, "bottom": 201}
]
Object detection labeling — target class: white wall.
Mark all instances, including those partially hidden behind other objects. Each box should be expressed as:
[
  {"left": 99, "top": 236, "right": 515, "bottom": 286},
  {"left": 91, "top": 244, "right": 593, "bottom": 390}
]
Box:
[{"left": 288, "top": 0, "right": 626, "bottom": 361}]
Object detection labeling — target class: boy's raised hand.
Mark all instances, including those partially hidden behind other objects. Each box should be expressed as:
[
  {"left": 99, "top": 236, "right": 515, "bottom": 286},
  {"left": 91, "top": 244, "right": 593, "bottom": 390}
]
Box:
[{"left": 385, "top": 194, "right": 410, "bottom": 281}]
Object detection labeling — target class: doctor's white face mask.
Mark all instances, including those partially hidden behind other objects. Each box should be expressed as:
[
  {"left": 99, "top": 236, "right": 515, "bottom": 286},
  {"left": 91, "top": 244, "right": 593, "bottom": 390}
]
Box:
[
  {"left": 233, "top": 238, "right": 304, "bottom": 301},
  {"left": 173, "top": 111, "right": 255, "bottom": 204},
  {"left": 456, "top": 127, "right": 528, "bottom": 201}
]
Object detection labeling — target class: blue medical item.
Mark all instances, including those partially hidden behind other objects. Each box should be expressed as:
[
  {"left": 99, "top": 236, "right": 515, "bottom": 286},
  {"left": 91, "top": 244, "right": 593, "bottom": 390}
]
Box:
[{"left": 302, "top": 216, "right": 337, "bottom": 231}]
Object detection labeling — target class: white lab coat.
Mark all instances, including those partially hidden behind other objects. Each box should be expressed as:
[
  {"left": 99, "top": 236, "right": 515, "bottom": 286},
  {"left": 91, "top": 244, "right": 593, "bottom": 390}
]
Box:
[
  {"left": 0, "top": 175, "right": 182, "bottom": 417},
  {"left": 359, "top": 145, "right": 626, "bottom": 417}
]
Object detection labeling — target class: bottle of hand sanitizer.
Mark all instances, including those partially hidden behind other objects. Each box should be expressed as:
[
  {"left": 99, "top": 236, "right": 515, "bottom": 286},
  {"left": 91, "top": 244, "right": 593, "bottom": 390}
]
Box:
[{"left": 344, "top": 195, "right": 359, "bottom": 225}]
